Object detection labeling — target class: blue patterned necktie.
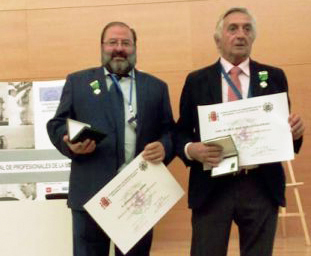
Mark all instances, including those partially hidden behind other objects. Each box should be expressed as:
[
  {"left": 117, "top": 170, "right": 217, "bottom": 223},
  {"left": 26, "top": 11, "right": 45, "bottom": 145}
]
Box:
[{"left": 108, "top": 73, "right": 125, "bottom": 168}]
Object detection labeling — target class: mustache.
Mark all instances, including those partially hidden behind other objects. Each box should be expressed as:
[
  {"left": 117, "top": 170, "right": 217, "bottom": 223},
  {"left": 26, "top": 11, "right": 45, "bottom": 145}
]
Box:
[{"left": 111, "top": 51, "right": 128, "bottom": 59}]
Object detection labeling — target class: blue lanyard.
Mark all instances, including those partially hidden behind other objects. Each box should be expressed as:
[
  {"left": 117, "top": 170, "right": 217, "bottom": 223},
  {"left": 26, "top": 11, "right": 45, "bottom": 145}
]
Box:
[
  {"left": 110, "top": 70, "right": 135, "bottom": 114},
  {"left": 220, "top": 65, "right": 253, "bottom": 99},
  {"left": 221, "top": 65, "right": 243, "bottom": 100}
]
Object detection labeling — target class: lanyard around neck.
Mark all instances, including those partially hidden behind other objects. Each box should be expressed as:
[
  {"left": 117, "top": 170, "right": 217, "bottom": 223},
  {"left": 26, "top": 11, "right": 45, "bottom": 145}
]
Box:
[
  {"left": 110, "top": 70, "right": 134, "bottom": 108},
  {"left": 220, "top": 65, "right": 243, "bottom": 100},
  {"left": 220, "top": 65, "right": 253, "bottom": 99},
  {"left": 110, "top": 70, "right": 136, "bottom": 117}
]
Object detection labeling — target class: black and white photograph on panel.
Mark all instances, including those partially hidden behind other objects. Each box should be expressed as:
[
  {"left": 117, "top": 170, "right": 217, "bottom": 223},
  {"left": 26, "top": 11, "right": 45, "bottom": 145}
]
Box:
[{"left": 0, "top": 82, "right": 34, "bottom": 149}]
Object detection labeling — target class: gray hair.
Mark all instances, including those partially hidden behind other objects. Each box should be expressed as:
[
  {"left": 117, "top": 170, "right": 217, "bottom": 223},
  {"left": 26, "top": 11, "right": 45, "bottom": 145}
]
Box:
[{"left": 214, "top": 7, "right": 256, "bottom": 40}]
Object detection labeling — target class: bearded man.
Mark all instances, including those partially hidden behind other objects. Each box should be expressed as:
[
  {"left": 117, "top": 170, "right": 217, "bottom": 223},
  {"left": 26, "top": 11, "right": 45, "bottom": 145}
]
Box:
[{"left": 47, "top": 21, "right": 175, "bottom": 256}]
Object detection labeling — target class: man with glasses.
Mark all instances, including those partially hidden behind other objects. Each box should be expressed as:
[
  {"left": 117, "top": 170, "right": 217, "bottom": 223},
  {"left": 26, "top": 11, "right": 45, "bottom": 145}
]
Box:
[
  {"left": 175, "top": 7, "right": 304, "bottom": 256},
  {"left": 47, "top": 21, "right": 175, "bottom": 256}
]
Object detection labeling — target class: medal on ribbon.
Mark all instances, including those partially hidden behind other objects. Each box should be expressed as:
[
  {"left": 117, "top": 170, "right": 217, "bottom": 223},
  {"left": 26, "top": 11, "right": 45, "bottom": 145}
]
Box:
[
  {"left": 89, "top": 80, "right": 101, "bottom": 95},
  {"left": 258, "top": 71, "right": 268, "bottom": 88}
]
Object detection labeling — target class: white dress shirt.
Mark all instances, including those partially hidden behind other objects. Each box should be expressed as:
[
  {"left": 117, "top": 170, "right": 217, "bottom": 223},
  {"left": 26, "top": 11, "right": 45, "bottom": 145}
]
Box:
[
  {"left": 220, "top": 57, "right": 251, "bottom": 102},
  {"left": 104, "top": 68, "right": 137, "bottom": 172},
  {"left": 185, "top": 58, "right": 252, "bottom": 162}
]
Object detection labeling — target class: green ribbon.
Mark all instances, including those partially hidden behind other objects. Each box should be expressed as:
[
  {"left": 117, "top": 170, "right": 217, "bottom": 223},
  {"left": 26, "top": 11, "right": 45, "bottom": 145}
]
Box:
[
  {"left": 258, "top": 71, "right": 268, "bottom": 88},
  {"left": 89, "top": 80, "right": 101, "bottom": 94},
  {"left": 258, "top": 71, "right": 268, "bottom": 81}
]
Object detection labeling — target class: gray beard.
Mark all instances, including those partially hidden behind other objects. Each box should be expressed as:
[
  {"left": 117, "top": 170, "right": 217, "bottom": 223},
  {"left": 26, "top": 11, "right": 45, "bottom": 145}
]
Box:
[{"left": 102, "top": 52, "right": 136, "bottom": 75}]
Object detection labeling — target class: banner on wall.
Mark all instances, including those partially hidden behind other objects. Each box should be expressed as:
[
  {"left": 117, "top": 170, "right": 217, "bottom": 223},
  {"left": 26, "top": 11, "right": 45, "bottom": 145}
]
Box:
[{"left": 0, "top": 80, "right": 71, "bottom": 201}]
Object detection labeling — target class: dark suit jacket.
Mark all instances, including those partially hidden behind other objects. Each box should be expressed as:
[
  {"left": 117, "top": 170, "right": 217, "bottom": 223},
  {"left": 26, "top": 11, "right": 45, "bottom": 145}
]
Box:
[
  {"left": 47, "top": 67, "right": 175, "bottom": 210},
  {"left": 175, "top": 59, "right": 303, "bottom": 209}
]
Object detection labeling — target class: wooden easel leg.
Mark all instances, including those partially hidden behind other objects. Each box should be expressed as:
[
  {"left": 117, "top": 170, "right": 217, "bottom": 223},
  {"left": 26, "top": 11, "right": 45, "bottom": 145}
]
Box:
[
  {"left": 287, "top": 161, "right": 311, "bottom": 246},
  {"left": 280, "top": 207, "right": 287, "bottom": 237}
]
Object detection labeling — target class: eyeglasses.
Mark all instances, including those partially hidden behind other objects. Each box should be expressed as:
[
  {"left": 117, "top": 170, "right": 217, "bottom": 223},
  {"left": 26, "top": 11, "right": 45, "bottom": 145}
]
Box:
[{"left": 103, "top": 39, "right": 134, "bottom": 48}]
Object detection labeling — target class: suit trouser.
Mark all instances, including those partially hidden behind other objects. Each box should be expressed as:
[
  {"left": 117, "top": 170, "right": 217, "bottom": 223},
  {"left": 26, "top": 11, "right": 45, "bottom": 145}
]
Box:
[
  {"left": 72, "top": 210, "right": 153, "bottom": 256},
  {"left": 191, "top": 171, "right": 279, "bottom": 256}
]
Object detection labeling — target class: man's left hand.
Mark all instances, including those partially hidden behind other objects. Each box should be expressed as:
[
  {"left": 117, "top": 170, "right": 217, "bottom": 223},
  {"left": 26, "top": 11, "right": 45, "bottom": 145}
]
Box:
[
  {"left": 288, "top": 113, "right": 304, "bottom": 140},
  {"left": 142, "top": 141, "right": 165, "bottom": 164}
]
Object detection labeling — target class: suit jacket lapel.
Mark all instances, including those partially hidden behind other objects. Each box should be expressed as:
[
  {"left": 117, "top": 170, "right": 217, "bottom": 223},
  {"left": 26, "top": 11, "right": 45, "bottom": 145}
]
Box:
[
  {"left": 93, "top": 67, "right": 116, "bottom": 129},
  {"left": 249, "top": 60, "right": 264, "bottom": 98},
  {"left": 134, "top": 69, "right": 145, "bottom": 138},
  {"left": 96, "top": 67, "right": 126, "bottom": 166},
  {"left": 210, "top": 61, "right": 223, "bottom": 103},
  {"left": 212, "top": 59, "right": 266, "bottom": 100}
]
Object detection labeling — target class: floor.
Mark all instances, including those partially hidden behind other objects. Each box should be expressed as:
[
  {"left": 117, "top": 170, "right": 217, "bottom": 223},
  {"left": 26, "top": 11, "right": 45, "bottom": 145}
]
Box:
[{"left": 151, "top": 237, "right": 311, "bottom": 256}]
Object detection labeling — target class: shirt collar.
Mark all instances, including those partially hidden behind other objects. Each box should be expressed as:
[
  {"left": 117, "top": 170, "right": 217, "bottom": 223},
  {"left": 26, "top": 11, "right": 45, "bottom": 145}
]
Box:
[
  {"left": 220, "top": 57, "right": 250, "bottom": 77},
  {"left": 103, "top": 67, "right": 135, "bottom": 78}
]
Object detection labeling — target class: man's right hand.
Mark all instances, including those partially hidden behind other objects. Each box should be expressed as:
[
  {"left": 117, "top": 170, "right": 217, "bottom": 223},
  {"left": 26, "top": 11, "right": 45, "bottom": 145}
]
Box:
[
  {"left": 63, "top": 135, "right": 96, "bottom": 154},
  {"left": 187, "top": 142, "right": 223, "bottom": 167}
]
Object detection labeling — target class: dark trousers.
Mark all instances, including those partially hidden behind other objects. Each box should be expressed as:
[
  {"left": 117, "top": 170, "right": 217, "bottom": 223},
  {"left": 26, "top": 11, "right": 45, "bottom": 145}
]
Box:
[
  {"left": 72, "top": 210, "right": 153, "bottom": 256},
  {"left": 191, "top": 173, "right": 278, "bottom": 256}
]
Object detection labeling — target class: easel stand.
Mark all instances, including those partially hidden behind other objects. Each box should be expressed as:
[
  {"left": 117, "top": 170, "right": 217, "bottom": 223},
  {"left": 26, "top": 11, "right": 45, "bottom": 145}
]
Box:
[{"left": 279, "top": 161, "right": 311, "bottom": 245}]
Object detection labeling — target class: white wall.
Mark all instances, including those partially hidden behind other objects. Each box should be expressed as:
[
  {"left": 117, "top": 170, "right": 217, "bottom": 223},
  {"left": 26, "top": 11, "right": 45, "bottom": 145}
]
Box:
[
  {"left": 0, "top": 200, "right": 117, "bottom": 256},
  {"left": 0, "top": 200, "right": 72, "bottom": 256}
]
